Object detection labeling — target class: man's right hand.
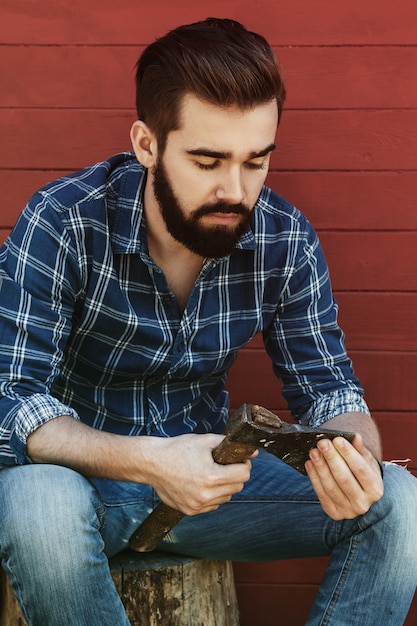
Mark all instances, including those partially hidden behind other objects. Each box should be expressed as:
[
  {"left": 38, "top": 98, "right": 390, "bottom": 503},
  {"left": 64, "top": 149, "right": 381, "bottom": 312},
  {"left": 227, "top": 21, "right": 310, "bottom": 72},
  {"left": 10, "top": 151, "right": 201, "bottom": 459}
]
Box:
[{"left": 144, "top": 433, "right": 254, "bottom": 515}]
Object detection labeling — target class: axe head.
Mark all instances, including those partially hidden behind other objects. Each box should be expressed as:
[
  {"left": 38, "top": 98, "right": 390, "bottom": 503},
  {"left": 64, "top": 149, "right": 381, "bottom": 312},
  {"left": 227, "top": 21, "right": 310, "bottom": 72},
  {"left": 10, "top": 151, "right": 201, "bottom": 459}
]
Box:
[{"left": 224, "top": 404, "right": 356, "bottom": 475}]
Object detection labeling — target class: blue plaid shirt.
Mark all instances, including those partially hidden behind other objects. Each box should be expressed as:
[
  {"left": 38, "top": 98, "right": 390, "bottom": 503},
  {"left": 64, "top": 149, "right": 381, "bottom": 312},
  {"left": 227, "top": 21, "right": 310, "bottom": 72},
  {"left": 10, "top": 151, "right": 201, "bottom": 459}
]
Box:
[{"left": 0, "top": 153, "right": 368, "bottom": 467}]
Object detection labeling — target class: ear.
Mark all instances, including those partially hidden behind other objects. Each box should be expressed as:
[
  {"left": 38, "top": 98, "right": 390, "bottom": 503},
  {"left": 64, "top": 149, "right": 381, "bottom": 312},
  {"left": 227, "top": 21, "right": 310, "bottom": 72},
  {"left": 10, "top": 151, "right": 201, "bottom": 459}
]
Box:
[{"left": 130, "top": 121, "right": 158, "bottom": 168}]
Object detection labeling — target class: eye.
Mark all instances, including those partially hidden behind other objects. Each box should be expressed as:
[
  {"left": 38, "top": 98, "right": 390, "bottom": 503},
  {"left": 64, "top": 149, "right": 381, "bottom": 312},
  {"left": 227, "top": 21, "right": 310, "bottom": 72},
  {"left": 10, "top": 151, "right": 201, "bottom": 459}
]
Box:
[
  {"left": 246, "top": 161, "right": 267, "bottom": 171},
  {"left": 196, "top": 160, "right": 220, "bottom": 170}
]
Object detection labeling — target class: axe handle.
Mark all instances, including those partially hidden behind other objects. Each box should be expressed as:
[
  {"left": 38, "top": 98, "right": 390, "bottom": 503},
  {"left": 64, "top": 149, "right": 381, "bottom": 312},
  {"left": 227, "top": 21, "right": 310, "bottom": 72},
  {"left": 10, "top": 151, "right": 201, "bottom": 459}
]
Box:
[{"left": 129, "top": 437, "right": 257, "bottom": 552}]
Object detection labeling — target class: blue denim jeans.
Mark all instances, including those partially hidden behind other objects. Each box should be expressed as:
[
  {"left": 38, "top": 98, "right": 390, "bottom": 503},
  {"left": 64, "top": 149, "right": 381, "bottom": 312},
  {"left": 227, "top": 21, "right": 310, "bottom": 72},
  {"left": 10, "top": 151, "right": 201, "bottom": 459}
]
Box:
[{"left": 1, "top": 452, "right": 416, "bottom": 625}]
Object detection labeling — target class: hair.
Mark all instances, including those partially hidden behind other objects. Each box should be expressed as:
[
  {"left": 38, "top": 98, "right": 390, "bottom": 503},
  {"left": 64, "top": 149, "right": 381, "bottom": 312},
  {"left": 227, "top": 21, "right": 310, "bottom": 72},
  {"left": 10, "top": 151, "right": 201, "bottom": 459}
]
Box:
[{"left": 135, "top": 17, "right": 286, "bottom": 152}]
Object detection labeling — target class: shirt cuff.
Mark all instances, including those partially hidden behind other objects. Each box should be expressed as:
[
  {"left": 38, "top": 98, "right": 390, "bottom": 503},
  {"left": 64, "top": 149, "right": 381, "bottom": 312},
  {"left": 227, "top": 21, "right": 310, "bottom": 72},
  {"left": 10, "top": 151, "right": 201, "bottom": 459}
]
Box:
[
  {"left": 297, "top": 389, "right": 370, "bottom": 428},
  {"left": 10, "top": 393, "right": 79, "bottom": 464}
]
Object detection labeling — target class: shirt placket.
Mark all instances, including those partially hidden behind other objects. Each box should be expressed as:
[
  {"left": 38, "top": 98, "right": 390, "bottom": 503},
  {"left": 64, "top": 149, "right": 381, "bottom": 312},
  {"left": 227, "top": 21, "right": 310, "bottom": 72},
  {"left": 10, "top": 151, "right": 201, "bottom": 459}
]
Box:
[{"left": 145, "top": 259, "right": 217, "bottom": 432}]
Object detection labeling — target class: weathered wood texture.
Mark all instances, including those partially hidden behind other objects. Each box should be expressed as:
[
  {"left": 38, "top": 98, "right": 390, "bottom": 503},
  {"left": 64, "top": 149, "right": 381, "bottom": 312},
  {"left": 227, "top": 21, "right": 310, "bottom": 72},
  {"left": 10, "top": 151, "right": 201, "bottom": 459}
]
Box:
[
  {"left": 1, "top": 0, "right": 416, "bottom": 624},
  {"left": 0, "top": 566, "right": 26, "bottom": 626},
  {"left": 0, "top": 552, "right": 239, "bottom": 626}
]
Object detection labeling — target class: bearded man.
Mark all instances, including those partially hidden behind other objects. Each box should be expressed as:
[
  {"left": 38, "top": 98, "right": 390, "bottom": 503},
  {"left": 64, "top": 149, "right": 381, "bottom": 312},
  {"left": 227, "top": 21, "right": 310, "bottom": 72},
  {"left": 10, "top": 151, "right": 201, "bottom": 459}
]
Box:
[{"left": 0, "top": 18, "right": 416, "bottom": 626}]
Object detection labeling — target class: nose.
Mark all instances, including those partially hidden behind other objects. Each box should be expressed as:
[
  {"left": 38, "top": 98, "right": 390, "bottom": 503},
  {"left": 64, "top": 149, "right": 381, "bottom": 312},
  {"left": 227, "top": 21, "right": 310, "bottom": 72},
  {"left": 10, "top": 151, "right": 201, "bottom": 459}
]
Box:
[{"left": 215, "top": 166, "right": 245, "bottom": 204}]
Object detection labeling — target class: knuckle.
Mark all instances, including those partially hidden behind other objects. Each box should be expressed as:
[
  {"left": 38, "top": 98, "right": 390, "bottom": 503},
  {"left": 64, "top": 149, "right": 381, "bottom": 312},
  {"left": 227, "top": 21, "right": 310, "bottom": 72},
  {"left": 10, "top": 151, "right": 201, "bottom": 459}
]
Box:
[
  {"left": 354, "top": 501, "right": 371, "bottom": 516},
  {"left": 324, "top": 484, "right": 340, "bottom": 500},
  {"left": 335, "top": 471, "right": 351, "bottom": 488}
]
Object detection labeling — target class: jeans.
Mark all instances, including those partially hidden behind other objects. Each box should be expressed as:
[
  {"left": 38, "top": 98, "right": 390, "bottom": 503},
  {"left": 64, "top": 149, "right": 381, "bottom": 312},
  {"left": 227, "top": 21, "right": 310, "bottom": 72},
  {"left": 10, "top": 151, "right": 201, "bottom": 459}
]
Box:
[{"left": 0, "top": 452, "right": 416, "bottom": 625}]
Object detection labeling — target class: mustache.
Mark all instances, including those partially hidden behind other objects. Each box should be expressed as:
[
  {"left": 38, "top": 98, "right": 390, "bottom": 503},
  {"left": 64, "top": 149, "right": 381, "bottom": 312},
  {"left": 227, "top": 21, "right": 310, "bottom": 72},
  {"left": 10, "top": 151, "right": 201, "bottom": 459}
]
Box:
[{"left": 192, "top": 202, "right": 251, "bottom": 220}]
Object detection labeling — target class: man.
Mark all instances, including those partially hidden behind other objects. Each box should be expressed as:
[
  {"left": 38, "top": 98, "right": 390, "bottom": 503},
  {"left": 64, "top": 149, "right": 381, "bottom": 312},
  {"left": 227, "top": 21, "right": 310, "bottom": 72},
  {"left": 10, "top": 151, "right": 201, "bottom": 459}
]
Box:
[{"left": 0, "top": 18, "right": 416, "bottom": 625}]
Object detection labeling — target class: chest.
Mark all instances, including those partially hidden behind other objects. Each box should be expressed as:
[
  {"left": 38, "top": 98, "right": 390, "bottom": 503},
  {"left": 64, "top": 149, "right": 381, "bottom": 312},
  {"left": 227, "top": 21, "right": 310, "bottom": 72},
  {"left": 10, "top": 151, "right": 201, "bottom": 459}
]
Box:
[
  {"left": 70, "top": 253, "right": 270, "bottom": 381},
  {"left": 158, "top": 256, "right": 203, "bottom": 314}
]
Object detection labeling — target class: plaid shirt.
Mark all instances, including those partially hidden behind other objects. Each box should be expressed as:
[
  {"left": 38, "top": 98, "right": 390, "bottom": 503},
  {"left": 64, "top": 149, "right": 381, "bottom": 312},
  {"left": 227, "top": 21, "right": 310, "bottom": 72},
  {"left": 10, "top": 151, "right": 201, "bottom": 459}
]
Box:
[{"left": 0, "top": 153, "right": 368, "bottom": 467}]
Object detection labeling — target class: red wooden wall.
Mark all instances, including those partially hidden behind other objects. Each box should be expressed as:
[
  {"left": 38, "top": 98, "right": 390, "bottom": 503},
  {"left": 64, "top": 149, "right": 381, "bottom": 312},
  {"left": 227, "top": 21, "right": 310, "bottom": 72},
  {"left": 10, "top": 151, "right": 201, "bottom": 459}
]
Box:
[{"left": 1, "top": 1, "right": 416, "bottom": 624}]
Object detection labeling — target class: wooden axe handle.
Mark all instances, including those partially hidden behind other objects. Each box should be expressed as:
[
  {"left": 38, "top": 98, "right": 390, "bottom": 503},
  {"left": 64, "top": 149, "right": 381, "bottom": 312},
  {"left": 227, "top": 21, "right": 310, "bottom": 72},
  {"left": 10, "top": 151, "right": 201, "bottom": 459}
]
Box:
[{"left": 129, "top": 437, "right": 257, "bottom": 552}]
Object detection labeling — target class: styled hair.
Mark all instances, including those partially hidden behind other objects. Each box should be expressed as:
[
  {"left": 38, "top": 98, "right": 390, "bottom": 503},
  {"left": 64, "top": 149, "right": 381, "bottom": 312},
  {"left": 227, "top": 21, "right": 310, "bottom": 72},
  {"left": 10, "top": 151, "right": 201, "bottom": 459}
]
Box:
[{"left": 135, "top": 18, "right": 286, "bottom": 152}]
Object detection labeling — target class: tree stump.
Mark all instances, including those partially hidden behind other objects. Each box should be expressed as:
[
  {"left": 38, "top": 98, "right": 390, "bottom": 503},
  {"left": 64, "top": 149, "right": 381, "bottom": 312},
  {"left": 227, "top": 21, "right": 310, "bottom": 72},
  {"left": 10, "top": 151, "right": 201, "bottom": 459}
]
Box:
[
  {"left": 0, "top": 550, "right": 240, "bottom": 625},
  {"left": 0, "top": 567, "right": 26, "bottom": 626}
]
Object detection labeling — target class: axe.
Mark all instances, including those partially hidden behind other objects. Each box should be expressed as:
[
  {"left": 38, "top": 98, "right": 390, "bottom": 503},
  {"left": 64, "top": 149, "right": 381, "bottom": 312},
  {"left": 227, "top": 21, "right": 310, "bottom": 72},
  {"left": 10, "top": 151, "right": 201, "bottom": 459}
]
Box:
[{"left": 129, "top": 403, "right": 355, "bottom": 552}]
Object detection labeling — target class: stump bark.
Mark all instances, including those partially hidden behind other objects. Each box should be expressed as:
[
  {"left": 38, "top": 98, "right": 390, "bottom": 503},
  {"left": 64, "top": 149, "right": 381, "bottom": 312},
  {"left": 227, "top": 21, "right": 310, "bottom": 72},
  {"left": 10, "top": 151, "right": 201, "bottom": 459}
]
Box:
[{"left": 0, "top": 550, "right": 240, "bottom": 625}]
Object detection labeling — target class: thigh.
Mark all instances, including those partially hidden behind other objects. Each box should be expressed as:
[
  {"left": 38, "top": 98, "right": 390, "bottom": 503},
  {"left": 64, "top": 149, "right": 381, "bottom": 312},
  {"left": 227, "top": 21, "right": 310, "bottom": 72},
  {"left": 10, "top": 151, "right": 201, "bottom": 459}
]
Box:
[
  {"left": 0, "top": 463, "right": 154, "bottom": 558},
  {"left": 87, "top": 451, "right": 331, "bottom": 561},
  {"left": 158, "top": 451, "right": 335, "bottom": 561},
  {"left": 0, "top": 465, "right": 131, "bottom": 625},
  {"left": 0, "top": 463, "right": 104, "bottom": 552},
  {"left": 89, "top": 476, "right": 155, "bottom": 556}
]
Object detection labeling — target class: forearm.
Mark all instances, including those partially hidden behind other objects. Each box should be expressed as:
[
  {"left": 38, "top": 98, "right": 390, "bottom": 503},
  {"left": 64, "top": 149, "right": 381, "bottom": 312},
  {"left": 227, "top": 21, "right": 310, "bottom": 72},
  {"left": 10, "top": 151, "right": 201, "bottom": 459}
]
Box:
[
  {"left": 26, "top": 415, "right": 163, "bottom": 484},
  {"left": 323, "top": 411, "right": 382, "bottom": 461},
  {"left": 26, "top": 415, "right": 250, "bottom": 515}
]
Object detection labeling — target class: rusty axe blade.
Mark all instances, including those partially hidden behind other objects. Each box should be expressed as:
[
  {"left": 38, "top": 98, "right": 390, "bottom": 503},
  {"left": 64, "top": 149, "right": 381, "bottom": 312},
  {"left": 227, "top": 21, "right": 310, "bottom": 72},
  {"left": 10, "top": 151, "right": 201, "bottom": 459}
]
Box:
[
  {"left": 220, "top": 403, "right": 356, "bottom": 475},
  {"left": 129, "top": 403, "right": 355, "bottom": 552}
]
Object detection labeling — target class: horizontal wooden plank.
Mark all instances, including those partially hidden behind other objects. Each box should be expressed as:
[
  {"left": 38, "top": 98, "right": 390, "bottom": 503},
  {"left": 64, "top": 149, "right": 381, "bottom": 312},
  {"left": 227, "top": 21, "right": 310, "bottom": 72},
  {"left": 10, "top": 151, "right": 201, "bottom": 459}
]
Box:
[
  {"left": 266, "top": 171, "right": 417, "bottom": 231},
  {"left": 2, "top": 0, "right": 417, "bottom": 45},
  {"left": 227, "top": 349, "right": 417, "bottom": 412},
  {"left": 0, "top": 230, "right": 10, "bottom": 246},
  {"left": 273, "top": 110, "right": 417, "bottom": 171},
  {"left": 0, "top": 109, "right": 136, "bottom": 171},
  {"left": 280, "top": 46, "right": 417, "bottom": 110},
  {"left": 2, "top": 46, "right": 417, "bottom": 110},
  {"left": 0, "top": 46, "right": 139, "bottom": 110},
  {"left": 235, "top": 582, "right": 317, "bottom": 625},
  {"left": 375, "top": 413, "right": 417, "bottom": 467},
  {"left": 2, "top": 170, "right": 417, "bottom": 232},
  {"left": 1, "top": 171, "right": 67, "bottom": 227},
  {"left": 320, "top": 232, "right": 417, "bottom": 291},
  {"left": 1, "top": 109, "right": 416, "bottom": 171},
  {"left": 336, "top": 293, "right": 417, "bottom": 353},
  {"left": 234, "top": 581, "right": 417, "bottom": 626},
  {"left": 234, "top": 557, "right": 329, "bottom": 584}
]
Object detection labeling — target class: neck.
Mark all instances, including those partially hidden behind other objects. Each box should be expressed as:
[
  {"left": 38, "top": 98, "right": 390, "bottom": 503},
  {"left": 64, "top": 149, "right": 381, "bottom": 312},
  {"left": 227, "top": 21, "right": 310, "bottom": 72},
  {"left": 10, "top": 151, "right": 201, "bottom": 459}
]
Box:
[
  {"left": 144, "top": 179, "right": 203, "bottom": 264},
  {"left": 143, "top": 177, "right": 204, "bottom": 314}
]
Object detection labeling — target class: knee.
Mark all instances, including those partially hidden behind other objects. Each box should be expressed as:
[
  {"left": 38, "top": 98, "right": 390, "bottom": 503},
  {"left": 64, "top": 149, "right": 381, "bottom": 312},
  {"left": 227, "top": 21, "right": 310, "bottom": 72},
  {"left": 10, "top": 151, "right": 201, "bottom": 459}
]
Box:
[
  {"left": 0, "top": 465, "right": 104, "bottom": 560},
  {"left": 371, "top": 462, "right": 417, "bottom": 547},
  {"left": 382, "top": 462, "right": 417, "bottom": 512}
]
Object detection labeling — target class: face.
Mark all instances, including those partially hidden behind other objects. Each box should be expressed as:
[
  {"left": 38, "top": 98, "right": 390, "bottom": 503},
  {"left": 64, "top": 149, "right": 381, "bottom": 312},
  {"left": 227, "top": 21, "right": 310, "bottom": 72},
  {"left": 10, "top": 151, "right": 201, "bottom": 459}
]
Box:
[
  {"left": 151, "top": 95, "right": 278, "bottom": 258},
  {"left": 152, "top": 157, "right": 253, "bottom": 258}
]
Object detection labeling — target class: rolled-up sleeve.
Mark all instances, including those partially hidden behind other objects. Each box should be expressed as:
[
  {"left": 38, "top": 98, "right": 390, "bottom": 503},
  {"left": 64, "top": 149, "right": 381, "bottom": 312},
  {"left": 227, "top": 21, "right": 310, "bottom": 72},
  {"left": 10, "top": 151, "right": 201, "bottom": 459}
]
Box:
[
  {"left": 0, "top": 193, "right": 82, "bottom": 466},
  {"left": 4, "top": 394, "right": 79, "bottom": 465},
  {"left": 263, "top": 214, "right": 368, "bottom": 425}
]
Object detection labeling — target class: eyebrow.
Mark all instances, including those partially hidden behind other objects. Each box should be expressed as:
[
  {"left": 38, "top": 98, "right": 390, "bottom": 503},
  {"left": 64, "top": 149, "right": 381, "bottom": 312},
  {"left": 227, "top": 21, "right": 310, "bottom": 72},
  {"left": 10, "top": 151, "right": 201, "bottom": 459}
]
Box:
[{"left": 186, "top": 144, "right": 276, "bottom": 160}]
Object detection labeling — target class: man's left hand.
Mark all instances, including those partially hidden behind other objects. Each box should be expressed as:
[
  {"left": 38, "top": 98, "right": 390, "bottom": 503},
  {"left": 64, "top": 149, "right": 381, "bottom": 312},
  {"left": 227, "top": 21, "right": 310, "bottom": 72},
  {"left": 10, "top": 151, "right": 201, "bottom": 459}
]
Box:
[{"left": 305, "top": 434, "right": 384, "bottom": 519}]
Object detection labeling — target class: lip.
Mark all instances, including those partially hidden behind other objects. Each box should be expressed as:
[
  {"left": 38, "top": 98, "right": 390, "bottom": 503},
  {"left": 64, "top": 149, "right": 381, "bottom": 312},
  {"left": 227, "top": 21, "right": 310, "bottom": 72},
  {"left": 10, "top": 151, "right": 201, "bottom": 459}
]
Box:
[{"left": 202, "top": 212, "right": 241, "bottom": 225}]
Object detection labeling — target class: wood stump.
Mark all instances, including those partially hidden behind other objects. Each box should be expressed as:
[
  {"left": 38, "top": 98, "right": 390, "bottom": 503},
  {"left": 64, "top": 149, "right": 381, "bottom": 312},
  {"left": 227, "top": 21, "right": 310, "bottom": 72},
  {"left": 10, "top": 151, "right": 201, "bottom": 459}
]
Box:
[{"left": 0, "top": 550, "right": 240, "bottom": 625}]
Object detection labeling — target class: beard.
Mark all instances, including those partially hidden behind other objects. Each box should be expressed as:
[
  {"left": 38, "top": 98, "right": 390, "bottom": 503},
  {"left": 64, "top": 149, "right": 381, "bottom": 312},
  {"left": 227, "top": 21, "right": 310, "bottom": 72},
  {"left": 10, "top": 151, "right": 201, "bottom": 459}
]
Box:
[{"left": 152, "top": 158, "right": 253, "bottom": 258}]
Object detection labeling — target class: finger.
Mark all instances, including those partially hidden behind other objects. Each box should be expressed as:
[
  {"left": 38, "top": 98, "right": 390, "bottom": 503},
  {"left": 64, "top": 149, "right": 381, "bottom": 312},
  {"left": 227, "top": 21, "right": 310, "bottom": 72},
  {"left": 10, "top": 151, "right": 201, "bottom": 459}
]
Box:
[
  {"left": 332, "top": 437, "right": 384, "bottom": 498},
  {"left": 311, "top": 438, "right": 383, "bottom": 516},
  {"left": 317, "top": 438, "right": 377, "bottom": 509},
  {"left": 317, "top": 438, "right": 365, "bottom": 489},
  {"left": 352, "top": 432, "right": 364, "bottom": 454},
  {"left": 213, "top": 459, "right": 252, "bottom": 485},
  {"left": 305, "top": 447, "right": 352, "bottom": 519},
  {"left": 316, "top": 439, "right": 360, "bottom": 493},
  {"left": 192, "top": 481, "right": 246, "bottom": 514}
]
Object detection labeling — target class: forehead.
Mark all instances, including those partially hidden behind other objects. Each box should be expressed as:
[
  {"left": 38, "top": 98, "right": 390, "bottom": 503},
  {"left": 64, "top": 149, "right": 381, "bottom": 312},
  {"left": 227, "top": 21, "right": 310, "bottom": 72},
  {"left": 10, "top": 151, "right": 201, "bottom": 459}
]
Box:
[{"left": 166, "top": 94, "right": 279, "bottom": 157}]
